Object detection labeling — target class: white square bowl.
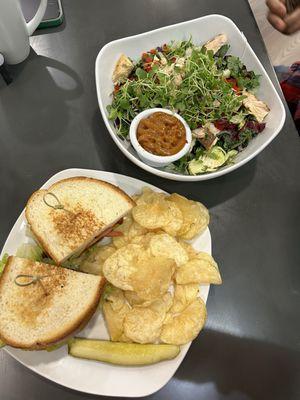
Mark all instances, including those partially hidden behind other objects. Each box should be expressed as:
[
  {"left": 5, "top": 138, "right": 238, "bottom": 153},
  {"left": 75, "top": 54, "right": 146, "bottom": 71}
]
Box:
[{"left": 95, "top": 14, "right": 286, "bottom": 181}]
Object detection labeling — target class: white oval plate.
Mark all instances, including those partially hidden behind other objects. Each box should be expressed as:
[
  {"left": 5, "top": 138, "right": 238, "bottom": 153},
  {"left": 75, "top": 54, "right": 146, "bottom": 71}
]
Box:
[
  {"left": 1, "top": 168, "right": 211, "bottom": 397},
  {"left": 95, "top": 14, "right": 285, "bottom": 181}
]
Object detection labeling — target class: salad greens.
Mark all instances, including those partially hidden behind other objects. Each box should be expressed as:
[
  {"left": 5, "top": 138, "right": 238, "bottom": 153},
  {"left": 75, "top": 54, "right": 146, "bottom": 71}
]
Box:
[
  {"left": 108, "top": 41, "right": 246, "bottom": 136},
  {"left": 16, "top": 243, "right": 43, "bottom": 262},
  {"left": 108, "top": 37, "right": 268, "bottom": 175},
  {"left": 15, "top": 241, "right": 100, "bottom": 272},
  {"left": 0, "top": 254, "right": 14, "bottom": 347},
  {"left": 224, "top": 55, "right": 260, "bottom": 91},
  {"left": 46, "top": 340, "right": 69, "bottom": 352},
  {"left": 0, "top": 253, "right": 8, "bottom": 274}
]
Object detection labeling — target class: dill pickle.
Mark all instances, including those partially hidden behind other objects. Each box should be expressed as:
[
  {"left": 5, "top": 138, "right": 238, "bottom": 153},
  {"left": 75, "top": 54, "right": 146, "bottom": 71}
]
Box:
[{"left": 68, "top": 339, "right": 180, "bottom": 366}]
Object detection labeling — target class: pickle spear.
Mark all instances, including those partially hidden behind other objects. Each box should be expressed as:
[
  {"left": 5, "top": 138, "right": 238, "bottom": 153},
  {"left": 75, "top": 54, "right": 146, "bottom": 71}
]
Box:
[{"left": 68, "top": 339, "right": 180, "bottom": 366}]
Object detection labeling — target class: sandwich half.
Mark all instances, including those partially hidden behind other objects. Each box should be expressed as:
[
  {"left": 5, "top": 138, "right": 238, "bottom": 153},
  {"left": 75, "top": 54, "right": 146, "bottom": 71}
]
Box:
[
  {"left": 25, "top": 177, "right": 135, "bottom": 265},
  {"left": 0, "top": 256, "right": 105, "bottom": 350}
]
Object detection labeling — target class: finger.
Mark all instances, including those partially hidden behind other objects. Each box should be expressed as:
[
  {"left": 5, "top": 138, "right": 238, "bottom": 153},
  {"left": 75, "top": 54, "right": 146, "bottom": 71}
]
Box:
[
  {"left": 284, "top": 8, "right": 300, "bottom": 34},
  {"left": 267, "top": 12, "right": 287, "bottom": 31},
  {"left": 266, "top": 0, "right": 287, "bottom": 18}
]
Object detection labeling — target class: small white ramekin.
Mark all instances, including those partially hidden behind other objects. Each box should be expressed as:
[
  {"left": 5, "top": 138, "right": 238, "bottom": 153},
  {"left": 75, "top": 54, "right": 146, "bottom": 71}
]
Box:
[{"left": 129, "top": 108, "right": 192, "bottom": 168}]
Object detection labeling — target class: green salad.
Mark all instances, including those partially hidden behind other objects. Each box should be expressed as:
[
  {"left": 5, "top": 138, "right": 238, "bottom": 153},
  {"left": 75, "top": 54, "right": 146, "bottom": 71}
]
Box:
[{"left": 107, "top": 34, "right": 270, "bottom": 175}]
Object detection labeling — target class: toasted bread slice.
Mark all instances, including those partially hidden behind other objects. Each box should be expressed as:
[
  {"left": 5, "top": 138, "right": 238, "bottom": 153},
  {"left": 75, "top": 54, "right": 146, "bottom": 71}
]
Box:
[
  {"left": 0, "top": 257, "right": 105, "bottom": 350},
  {"left": 25, "top": 177, "right": 135, "bottom": 264}
]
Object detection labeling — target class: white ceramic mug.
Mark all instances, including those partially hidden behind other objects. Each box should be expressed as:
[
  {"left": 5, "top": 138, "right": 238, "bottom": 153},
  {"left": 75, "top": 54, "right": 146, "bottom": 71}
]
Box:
[{"left": 0, "top": 0, "right": 47, "bottom": 64}]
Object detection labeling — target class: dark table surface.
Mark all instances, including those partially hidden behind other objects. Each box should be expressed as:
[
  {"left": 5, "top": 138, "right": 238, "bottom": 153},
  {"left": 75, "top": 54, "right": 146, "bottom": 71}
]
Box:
[{"left": 0, "top": 0, "right": 299, "bottom": 399}]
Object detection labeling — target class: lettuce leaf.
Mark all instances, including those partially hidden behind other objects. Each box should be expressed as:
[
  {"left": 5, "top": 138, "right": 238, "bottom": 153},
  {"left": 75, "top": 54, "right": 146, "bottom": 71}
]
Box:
[
  {"left": 0, "top": 253, "right": 9, "bottom": 274},
  {"left": 16, "top": 243, "right": 43, "bottom": 262}
]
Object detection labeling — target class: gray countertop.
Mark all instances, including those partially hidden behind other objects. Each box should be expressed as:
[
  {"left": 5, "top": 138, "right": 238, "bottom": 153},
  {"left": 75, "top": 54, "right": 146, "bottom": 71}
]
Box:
[{"left": 0, "top": 1, "right": 299, "bottom": 399}]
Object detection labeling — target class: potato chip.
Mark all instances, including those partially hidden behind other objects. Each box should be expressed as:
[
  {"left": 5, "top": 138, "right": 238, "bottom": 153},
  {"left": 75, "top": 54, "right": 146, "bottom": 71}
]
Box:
[
  {"left": 131, "top": 252, "right": 175, "bottom": 301},
  {"left": 103, "top": 303, "right": 124, "bottom": 341},
  {"left": 104, "top": 285, "right": 127, "bottom": 312},
  {"left": 80, "top": 244, "right": 116, "bottom": 275},
  {"left": 124, "top": 307, "right": 164, "bottom": 344},
  {"left": 170, "top": 284, "right": 199, "bottom": 313},
  {"left": 150, "top": 293, "right": 173, "bottom": 314},
  {"left": 133, "top": 188, "right": 184, "bottom": 236},
  {"left": 125, "top": 291, "right": 172, "bottom": 314},
  {"left": 103, "top": 244, "right": 143, "bottom": 290},
  {"left": 100, "top": 187, "right": 220, "bottom": 347},
  {"left": 113, "top": 215, "right": 148, "bottom": 249},
  {"left": 135, "top": 187, "right": 166, "bottom": 205},
  {"left": 175, "top": 252, "right": 222, "bottom": 285},
  {"left": 132, "top": 199, "right": 183, "bottom": 236},
  {"left": 183, "top": 202, "right": 209, "bottom": 240},
  {"left": 168, "top": 193, "right": 209, "bottom": 240},
  {"left": 163, "top": 312, "right": 173, "bottom": 325},
  {"left": 162, "top": 202, "right": 184, "bottom": 236},
  {"left": 178, "top": 241, "right": 197, "bottom": 259},
  {"left": 124, "top": 290, "right": 149, "bottom": 307},
  {"left": 130, "top": 221, "right": 148, "bottom": 238},
  {"left": 149, "top": 233, "right": 188, "bottom": 266},
  {"left": 160, "top": 298, "right": 207, "bottom": 345},
  {"left": 168, "top": 194, "right": 193, "bottom": 237},
  {"left": 123, "top": 294, "right": 172, "bottom": 343},
  {"left": 103, "top": 286, "right": 131, "bottom": 342},
  {"left": 130, "top": 232, "right": 157, "bottom": 247}
]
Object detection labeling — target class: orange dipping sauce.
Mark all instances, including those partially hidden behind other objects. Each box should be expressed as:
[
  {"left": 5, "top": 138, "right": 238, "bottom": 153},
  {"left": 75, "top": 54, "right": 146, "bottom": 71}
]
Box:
[{"left": 137, "top": 112, "right": 186, "bottom": 156}]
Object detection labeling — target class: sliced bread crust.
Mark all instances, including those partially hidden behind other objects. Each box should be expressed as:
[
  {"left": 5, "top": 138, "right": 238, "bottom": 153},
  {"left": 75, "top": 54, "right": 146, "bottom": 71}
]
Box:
[
  {"left": 25, "top": 177, "right": 135, "bottom": 264},
  {"left": 0, "top": 257, "right": 106, "bottom": 350}
]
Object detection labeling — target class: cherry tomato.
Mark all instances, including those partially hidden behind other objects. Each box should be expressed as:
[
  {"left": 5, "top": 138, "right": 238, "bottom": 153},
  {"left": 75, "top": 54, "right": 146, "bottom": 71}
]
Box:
[
  {"left": 226, "top": 78, "right": 240, "bottom": 92},
  {"left": 214, "top": 120, "right": 227, "bottom": 131}
]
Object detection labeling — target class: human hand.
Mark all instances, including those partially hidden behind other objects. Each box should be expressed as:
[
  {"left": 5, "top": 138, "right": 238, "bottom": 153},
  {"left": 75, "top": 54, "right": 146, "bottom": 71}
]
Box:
[{"left": 266, "top": 0, "right": 300, "bottom": 34}]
